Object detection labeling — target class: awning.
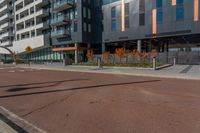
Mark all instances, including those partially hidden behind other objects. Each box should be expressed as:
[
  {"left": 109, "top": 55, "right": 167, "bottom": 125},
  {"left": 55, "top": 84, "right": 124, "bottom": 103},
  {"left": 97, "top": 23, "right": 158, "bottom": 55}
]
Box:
[{"left": 52, "top": 47, "right": 95, "bottom": 52}]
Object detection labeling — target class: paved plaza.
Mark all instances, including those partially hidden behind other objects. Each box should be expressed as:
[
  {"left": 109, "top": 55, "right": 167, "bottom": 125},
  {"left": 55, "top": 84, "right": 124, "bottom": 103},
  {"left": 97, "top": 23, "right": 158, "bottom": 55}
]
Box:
[{"left": 0, "top": 65, "right": 200, "bottom": 133}]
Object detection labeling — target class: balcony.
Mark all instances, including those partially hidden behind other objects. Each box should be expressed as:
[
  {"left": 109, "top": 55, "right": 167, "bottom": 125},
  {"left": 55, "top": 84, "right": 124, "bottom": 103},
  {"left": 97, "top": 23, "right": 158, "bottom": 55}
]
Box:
[
  {"left": 0, "top": 5, "right": 12, "bottom": 16},
  {"left": 0, "top": 41, "right": 12, "bottom": 47},
  {"left": 37, "top": 0, "right": 49, "bottom": 7},
  {"left": 37, "top": 21, "right": 50, "bottom": 30},
  {"left": 0, "top": 0, "right": 12, "bottom": 7},
  {"left": 51, "top": 29, "right": 70, "bottom": 38},
  {"left": 0, "top": 32, "right": 13, "bottom": 40},
  {"left": 0, "top": 13, "right": 13, "bottom": 22},
  {"left": 51, "top": 16, "right": 70, "bottom": 26},
  {"left": 0, "top": 22, "right": 13, "bottom": 30},
  {"left": 37, "top": 9, "right": 49, "bottom": 17},
  {"left": 53, "top": 0, "right": 75, "bottom": 12}
]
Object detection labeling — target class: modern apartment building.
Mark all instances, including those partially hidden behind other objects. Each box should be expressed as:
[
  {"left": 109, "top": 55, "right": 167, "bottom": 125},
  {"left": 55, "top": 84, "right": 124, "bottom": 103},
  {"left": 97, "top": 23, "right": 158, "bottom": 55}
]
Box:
[
  {"left": 0, "top": 0, "right": 199, "bottom": 64},
  {"left": 102, "top": 0, "right": 200, "bottom": 53},
  {"left": 0, "top": 0, "right": 102, "bottom": 63},
  {"left": 0, "top": 0, "right": 14, "bottom": 52}
]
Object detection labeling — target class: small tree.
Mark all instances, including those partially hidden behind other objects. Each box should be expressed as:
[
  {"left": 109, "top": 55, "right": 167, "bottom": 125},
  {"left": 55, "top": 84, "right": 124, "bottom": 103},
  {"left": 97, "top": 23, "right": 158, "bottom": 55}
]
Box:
[
  {"left": 149, "top": 49, "right": 158, "bottom": 58},
  {"left": 102, "top": 52, "right": 111, "bottom": 64},
  {"left": 115, "top": 48, "right": 126, "bottom": 63},
  {"left": 86, "top": 50, "right": 95, "bottom": 63}
]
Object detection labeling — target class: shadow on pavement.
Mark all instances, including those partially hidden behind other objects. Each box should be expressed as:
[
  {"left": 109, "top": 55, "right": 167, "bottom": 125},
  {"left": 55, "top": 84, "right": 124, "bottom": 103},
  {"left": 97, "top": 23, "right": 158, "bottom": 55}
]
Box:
[
  {"left": 0, "top": 79, "right": 90, "bottom": 88},
  {"left": 0, "top": 80, "right": 160, "bottom": 99},
  {"left": 6, "top": 79, "right": 90, "bottom": 92}
]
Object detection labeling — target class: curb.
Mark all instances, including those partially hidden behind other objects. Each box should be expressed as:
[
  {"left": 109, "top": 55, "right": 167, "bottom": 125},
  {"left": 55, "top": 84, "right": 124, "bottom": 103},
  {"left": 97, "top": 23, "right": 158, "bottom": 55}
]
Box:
[
  {"left": 19, "top": 65, "right": 200, "bottom": 81},
  {"left": 0, "top": 106, "right": 47, "bottom": 133}
]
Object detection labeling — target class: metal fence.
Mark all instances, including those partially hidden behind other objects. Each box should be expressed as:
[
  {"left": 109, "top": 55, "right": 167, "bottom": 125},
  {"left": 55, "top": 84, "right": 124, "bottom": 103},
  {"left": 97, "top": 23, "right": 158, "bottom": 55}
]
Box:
[{"left": 157, "top": 51, "right": 200, "bottom": 65}]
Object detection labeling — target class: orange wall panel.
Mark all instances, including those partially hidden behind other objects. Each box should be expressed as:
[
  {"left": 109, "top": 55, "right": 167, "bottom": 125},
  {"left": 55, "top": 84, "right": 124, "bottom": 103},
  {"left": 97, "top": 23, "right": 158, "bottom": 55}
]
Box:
[
  {"left": 194, "top": 0, "right": 199, "bottom": 22},
  {"left": 121, "top": 0, "right": 125, "bottom": 32},
  {"left": 152, "top": 9, "right": 157, "bottom": 35},
  {"left": 172, "top": 0, "right": 176, "bottom": 6}
]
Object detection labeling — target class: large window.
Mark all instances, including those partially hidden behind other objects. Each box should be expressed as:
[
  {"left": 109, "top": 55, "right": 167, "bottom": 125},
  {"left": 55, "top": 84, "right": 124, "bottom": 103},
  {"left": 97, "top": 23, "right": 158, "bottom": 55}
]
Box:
[
  {"left": 111, "top": 7, "right": 116, "bottom": 31},
  {"left": 139, "top": 0, "right": 145, "bottom": 26},
  {"left": 176, "top": 0, "right": 184, "bottom": 21},
  {"left": 156, "top": 0, "right": 163, "bottom": 24},
  {"left": 125, "top": 3, "right": 129, "bottom": 29}
]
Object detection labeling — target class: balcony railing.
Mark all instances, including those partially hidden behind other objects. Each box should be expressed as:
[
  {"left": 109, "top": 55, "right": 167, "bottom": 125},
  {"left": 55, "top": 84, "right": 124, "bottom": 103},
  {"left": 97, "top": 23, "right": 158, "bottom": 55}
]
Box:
[
  {"left": 53, "top": 0, "right": 74, "bottom": 11},
  {"left": 51, "top": 16, "right": 70, "bottom": 25},
  {"left": 51, "top": 29, "right": 70, "bottom": 37}
]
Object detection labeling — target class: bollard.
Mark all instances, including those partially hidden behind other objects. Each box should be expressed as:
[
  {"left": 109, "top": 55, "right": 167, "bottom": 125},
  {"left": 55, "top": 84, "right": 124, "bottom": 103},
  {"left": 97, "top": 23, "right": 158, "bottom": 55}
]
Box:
[
  {"left": 97, "top": 57, "right": 102, "bottom": 69},
  {"left": 173, "top": 57, "right": 176, "bottom": 66},
  {"left": 153, "top": 57, "right": 156, "bottom": 70}
]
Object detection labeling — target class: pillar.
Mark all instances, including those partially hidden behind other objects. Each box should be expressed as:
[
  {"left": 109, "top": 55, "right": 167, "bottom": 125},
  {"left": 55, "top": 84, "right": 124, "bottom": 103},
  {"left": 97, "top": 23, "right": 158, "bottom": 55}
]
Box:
[
  {"left": 87, "top": 43, "right": 91, "bottom": 54},
  {"left": 102, "top": 42, "right": 105, "bottom": 53},
  {"left": 137, "top": 40, "right": 142, "bottom": 52},
  {"left": 75, "top": 43, "right": 78, "bottom": 64}
]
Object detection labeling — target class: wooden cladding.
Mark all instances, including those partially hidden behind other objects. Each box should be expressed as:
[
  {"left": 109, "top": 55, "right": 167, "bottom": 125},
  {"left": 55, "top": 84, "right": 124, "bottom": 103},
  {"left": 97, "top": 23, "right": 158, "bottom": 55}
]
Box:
[
  {"left": 121, "top": 0, "right": 125, "bottom": 32},
  {"left": 194, "top": 0, "right": 199, "bottom": 22},
  {"left": 152, "top": 9, "right": 157, "bottom": 35}
]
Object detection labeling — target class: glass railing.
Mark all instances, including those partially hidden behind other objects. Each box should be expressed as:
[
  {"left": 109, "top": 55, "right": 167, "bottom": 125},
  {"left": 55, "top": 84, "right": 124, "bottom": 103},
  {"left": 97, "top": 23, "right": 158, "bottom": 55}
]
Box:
[
  {"left": 51, "top": 16, "right": 69, "bottom": 24},
  {"left": 51, "top": 29, "right": 69, "bottom": 36},
  {"left": 54, "top": 0, "right": 74, "bottom": 9}
]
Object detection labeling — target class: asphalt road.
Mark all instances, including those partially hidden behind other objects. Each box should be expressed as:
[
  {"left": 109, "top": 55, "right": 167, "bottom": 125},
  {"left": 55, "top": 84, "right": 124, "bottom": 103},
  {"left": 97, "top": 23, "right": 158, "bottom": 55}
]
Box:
[{"left": 0, "top": 65, "right": 200, "bottom": 133}]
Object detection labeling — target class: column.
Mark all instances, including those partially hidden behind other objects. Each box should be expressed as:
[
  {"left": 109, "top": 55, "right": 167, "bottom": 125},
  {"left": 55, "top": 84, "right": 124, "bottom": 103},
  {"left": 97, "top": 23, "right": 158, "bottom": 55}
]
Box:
[
  {"left": 75, "top": 43, "right": 78, "bottom": 64},
  {"left": 102, "top": 42, "right": 105, "bottom": 53},
  {"left": 137, "top": 40, "right": 142, "bottom": 52}
]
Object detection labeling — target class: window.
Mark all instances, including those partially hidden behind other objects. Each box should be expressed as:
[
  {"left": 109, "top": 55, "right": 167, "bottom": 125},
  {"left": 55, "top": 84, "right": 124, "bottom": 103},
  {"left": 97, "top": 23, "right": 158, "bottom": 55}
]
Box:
[
  {"left": 88, "top": 24, "right": 91, "bottom": 32},
  {"left": 156, "top": 0, "right": 163, "bottom": 24},
  {"left": 139, "top": 0, "right": 145, "bottom": 26},
  {"left": 88, "top": 9, "right": 91, "bottom": 19},
  {"left": 176, "top": 5, "right": 184, "bottom": 21},
  {"left": 157, "top": 9, "right": 163, "bottom": 24},
  {"left": 111, "top": 20, "right": 116, "bottom": 31},
  {"left": 74, "top": 21, "right": 77, "bottom": 32},
  {"left": 111, "top": 7, "right": 117, "bottom": 31},
  {"left": 125, "top": 3, "right": 129, "bottom": 29},
  {"left": 83, "top": 7, "right": 87, "bottom": 18},
  {"left": 83, "top": 22, "right": 87, "bottom": 32},
  {"left": 156, "top": 0, "right": 163, "bottom": 8},
  {"left": 111, "top": 7, "right": 116, "bottom": 18},
  {"left": 176, "top": 0, "right": 184, "bottom": 21}
]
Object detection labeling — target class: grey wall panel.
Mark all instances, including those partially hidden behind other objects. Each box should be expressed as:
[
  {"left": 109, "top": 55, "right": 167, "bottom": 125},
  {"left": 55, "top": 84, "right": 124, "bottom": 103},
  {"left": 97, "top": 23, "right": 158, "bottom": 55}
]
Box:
[{"left": 102, "top": 0, "right": 200, "bottom": 43}]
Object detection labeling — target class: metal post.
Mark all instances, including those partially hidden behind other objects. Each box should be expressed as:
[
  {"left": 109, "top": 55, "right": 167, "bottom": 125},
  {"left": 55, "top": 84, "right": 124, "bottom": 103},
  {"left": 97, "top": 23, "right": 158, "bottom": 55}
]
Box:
[
  {"left": 153, "top": 57, "right": 156, "bottom": 70},
  {"left": 173, "top": 57, "right": 176, "bottom": 66},
  {"left": 75, "top": 43, "right": 78, "bottom": 64},
  {"left": 137, "top": 40, "right": 142, "bottom": 52},
  {"left": 97, "top": 57, "right": 102, "bottom": 69}
]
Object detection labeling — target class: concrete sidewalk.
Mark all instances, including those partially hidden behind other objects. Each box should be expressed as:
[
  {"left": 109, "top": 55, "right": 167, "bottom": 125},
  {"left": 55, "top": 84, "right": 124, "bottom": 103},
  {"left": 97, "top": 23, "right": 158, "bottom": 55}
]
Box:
[{"left": 18, "top": 64, "right": 200, "bottom": 80}]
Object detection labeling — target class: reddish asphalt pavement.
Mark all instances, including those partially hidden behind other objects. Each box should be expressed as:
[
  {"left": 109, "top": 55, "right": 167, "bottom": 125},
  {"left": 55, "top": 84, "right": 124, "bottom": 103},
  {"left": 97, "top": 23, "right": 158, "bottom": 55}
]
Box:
[{"left": 0, "top": 65, "right": 200, "bottom": 133}]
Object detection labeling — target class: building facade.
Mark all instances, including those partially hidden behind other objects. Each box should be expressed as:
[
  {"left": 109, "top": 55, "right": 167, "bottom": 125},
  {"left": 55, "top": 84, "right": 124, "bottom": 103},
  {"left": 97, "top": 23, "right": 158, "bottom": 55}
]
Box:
[
  {"left": 0, "top": 0, "right": 102, "bottom": 63},
  {"left": 0, "top": 0, "right": 200, "bottom": 64},
  {"left": 102, "top": 0, "right": 200, "bottom": 53},
  {"left": 0, "top": 0, "right": 14, "bottom": 52}
]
